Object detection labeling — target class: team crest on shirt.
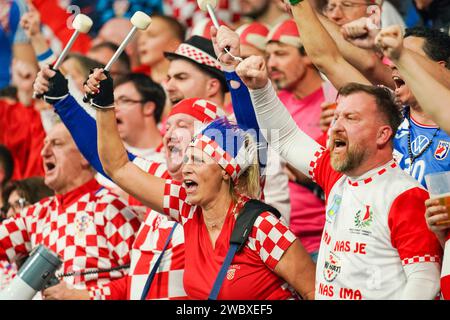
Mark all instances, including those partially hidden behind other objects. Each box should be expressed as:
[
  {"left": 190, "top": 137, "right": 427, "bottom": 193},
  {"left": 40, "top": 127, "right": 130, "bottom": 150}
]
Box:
[
  {"left": 354, "top": 205, "right": 373, "bottom": 228},
  {"left": 434, "top": 140, "right": 450, "bottom": 160},
  {"left": 323, "top": 251, "right": 341, "bottom": 282},
  {"left": 227, "top": 264, "right": 240, "bottom": 280},
  {"left": 326, "top": 195, "right": 342, "bottom": 223},
  {"left": 75, "top": 213, "right": 93, "bottom": 238}
]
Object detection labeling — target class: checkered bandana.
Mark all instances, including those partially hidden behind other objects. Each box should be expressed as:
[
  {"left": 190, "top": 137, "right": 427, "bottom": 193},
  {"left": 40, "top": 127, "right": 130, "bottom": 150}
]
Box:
[
  {"left": 189, "top": 118, "right": 257, "bottom": 184},
  {"left": 175, "top": 43, "right": 223, "bottom": 71}
]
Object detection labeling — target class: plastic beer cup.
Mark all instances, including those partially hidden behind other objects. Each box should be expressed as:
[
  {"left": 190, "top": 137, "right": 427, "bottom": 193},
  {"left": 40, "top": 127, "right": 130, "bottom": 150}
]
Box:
[{"left": 425, "top": 171, "right": 450, "bottom": 225}]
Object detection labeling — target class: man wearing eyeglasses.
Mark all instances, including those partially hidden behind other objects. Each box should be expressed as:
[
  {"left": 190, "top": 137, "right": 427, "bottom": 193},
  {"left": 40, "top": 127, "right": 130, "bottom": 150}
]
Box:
[{"left": 322, "top": 0, "right": 404, "bottom": 27}]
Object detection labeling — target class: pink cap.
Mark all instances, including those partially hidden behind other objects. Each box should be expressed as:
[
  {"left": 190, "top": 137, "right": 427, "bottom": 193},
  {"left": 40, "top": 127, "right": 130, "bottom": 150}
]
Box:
[
  {"left": 235, "top": 22, "right": 270, "bottom": 51},
  {"left": 267, "top": 19, "right": 302, "bottom": 48}
]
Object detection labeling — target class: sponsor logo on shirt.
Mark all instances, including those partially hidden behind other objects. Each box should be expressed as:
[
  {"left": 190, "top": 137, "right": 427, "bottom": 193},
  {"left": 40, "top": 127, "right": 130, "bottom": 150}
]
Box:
[
  {"left": 411, "top": 135, "right": 430, "bottom": 156},
  {"left": 227, "top": 264, "right": 240, "bottom": 280},
  {"left": 326, "top": 194, "right": 342, "bottom": 223},
  {"left": 354, "top": 205, "right": 373, "bottom": 228},
  {"left": 323, "top": 251, "right": 341, "bottom": 282},
  {"left": 434, "top": 140, "right": 450, "bottom": 160}
]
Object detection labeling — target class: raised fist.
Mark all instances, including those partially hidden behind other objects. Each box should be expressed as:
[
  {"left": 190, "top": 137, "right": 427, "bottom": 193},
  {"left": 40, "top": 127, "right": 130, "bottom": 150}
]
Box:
[
  {"left": 210, "top": 25, "right": 241, "bottom": 69},
  {"left": 341, "top": 11, "right": 381, "bottom": 50},
  {"left": 20, "top": 2, "right": 41, "bottom": 39},
  {"left": 374, "top": 25, "right": 404, "bottom": 61},
  {"left": 84, "top": 68, "right": 114, "bottom": 109},
  {"left": 235, "top": 55, "right": 269, "bottom": 90},
  {"left": 33, "top": 65, "right": 68, "bottom": 105}
]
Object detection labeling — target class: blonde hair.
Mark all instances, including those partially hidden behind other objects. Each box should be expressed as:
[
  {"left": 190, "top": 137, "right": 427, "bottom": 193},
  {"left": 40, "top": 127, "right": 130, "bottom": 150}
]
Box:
[{"left": 230, "top": 133, "right": 261, "bottom": 202}]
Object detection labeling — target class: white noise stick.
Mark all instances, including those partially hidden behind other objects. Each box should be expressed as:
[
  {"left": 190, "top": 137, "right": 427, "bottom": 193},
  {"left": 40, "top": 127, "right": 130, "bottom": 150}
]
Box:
[{"left": 197, "top": 0, "right": 243, "bottom": 62}]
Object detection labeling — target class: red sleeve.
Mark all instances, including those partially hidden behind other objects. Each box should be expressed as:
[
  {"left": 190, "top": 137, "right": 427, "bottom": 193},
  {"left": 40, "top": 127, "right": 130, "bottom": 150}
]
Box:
[
  {"left": 310, "top": 149, "right": 343, "bottom": 199},
  {"left": 441, "top": 237, "right": 450, "bottom": 299},
  {"left": 32, "top": 0, "right": 92, "bottom": 54},
  {"left": 23, "top": 105, "right": 45, "bottom": 178},
  {"left": 388, "top": 187, "right": 442, "bottom": 266},
  {"left": 315, "top": 131, "right": 328, "bottom": 148}
]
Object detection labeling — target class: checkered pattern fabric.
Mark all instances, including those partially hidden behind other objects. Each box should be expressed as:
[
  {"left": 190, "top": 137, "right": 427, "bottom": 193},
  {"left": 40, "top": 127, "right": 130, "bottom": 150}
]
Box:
[
  {"left": 308, "top": 147, "right": 326, "bottom": 183},
  {"left": 0, "top": 180, "right": 140, "bottom": 289},
  {"left": 190, "top": 134, "right": 242, "bottom": 183},
  {"left": 402, "top": 254, "right": 441, "bottom": 266},
  {"left": 163, "top": 0, "right": 240, "bottom": 30},
  {"left": 246, "top": 211, "right": 297, "bottom": 271},
  {"left": 169, "top": 98, "right": 226, "bottom": 124},
  {"left": 191, "top": 99, "right": 226, "bottom": 122},
  {"left": 175, "top": 43, "right": 223, "bottom": 71},
  {"left": 88, "top": 285, "right": 111, "bottom": 300},
  {"left": 88, "top": 210, "right": 186, "bottom": 300},
  {"left": 88, "top": 159, "right": 186, "bottom": 300},
  {"left": 163, "top": 179, "right": 295, "bottom": 268}
]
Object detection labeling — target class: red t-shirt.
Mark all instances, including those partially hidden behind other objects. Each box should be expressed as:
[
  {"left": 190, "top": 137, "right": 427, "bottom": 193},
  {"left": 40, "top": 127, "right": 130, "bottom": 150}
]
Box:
[{"left": 163, "top": 180, "right": 298, "bottom": 300}]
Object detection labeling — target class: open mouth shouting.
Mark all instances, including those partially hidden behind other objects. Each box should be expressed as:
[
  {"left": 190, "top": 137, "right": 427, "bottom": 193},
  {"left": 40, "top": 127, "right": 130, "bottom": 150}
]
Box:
[
  {"left": 392, "top": 76, "right": 406, "bottom": 90},
  {"left": 331, "top": 137, "right": 348, "bottom": 154},
  {"left": 183, "top": 178, "right": 198, "bottom": 193},
  {"left": 44, "top": 160, "right": 56, "bottom": 175}
]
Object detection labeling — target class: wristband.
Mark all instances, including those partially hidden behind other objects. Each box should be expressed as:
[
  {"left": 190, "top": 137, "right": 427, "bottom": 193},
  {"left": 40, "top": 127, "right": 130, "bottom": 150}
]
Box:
[{"left": 36, "top": 48, "right": 54, "bottom": 62}]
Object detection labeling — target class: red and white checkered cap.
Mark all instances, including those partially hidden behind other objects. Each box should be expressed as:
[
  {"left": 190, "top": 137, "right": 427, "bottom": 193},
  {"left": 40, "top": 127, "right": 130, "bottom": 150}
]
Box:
[
  {"left": 236, "top": 22, "right": 270, "bottom": 51},
  {"left": 171, "top": 43, "right": 223, "bottom": 71},
  {"left": 168, "top": 98, "right": 226, "bottom": 123},
  {"left": 267, "top": 19, "right": 302, "bottom": 48},
  {"left": 189, "top": 17, "right": 229, "bottom": 40}
]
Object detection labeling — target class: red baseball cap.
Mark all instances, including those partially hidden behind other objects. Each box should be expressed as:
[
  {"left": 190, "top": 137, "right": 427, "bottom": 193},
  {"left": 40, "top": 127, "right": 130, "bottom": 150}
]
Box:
[
  {"left": 236, "top": 22, "right": 270, "bottom": 51},
  {"left": 267, "top": 19, "right": 302, "bottom": 48},
  {"left": 168, "top": 98, "right": 226, "bottom": 123}
]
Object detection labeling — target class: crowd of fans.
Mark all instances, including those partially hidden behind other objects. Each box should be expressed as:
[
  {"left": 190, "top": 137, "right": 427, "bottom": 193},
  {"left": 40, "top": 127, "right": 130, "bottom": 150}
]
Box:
[{"left": 0, "top": 0, "right": 449, "bottom": 300}]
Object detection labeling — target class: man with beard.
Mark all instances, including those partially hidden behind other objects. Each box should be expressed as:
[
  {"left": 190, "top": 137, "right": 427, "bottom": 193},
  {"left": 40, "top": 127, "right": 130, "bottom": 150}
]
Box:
[
  {"left": 239, "top": 0, "right": 289, "bottom": 27},
  {"left": 265, "top": 19, "right": 332, "bottom": 261},
  {"left": 236, "top": 54, "right": 442, "bottom": 299},
  {"left": 289, "top": 0, "right": 450, "bottom": 188}
]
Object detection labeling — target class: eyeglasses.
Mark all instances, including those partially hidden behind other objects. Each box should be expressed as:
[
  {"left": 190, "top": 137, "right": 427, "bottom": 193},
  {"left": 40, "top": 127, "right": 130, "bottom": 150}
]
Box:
[
  {"left": 3, "top": 198, "right": 29, "bottom": 216},
  {"left": 114, "top": 97, "right": 145, "bottom": 107},
  {"left": 323, "top": 1, "right": 369, "bottom": 14}
]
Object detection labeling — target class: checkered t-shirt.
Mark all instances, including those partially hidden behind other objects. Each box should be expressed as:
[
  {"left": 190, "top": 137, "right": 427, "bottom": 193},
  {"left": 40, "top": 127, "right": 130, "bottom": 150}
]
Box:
[
  {"left": 0, "top": 179, "right": 140, "bottom": 290},
  {"left": 163, "top": 179, "right": 298, "bottom": 300}
]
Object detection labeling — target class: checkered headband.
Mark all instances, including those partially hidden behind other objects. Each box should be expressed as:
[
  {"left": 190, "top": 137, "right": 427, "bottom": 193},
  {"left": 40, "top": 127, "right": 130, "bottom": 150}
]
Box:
[
  {"left": 189, "top": 117, "right": 257, "bottom": 184},
  {"left": 174, "top": 43, "right": 223, "bottom": 71},
  {"left": 168, "top": 98, "right": 226, "bottom": 123}
]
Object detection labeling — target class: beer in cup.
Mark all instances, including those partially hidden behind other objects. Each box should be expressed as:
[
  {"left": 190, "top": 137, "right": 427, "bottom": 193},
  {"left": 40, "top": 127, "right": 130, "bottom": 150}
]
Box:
[{"left": 425, "top": 171, "right": 450, "bottom": 225}]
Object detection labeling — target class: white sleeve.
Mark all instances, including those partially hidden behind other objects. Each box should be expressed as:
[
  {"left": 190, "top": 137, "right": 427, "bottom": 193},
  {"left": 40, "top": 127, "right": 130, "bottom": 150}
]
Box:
[
  {"left": 249, "top": 81, "right": 324, "bottom": 177},
  {"left": 400, "top": 262, "right": 441, "bottom": 300},
  {"left": 263, "top": 148, "right": 290, "bottom": 225}
]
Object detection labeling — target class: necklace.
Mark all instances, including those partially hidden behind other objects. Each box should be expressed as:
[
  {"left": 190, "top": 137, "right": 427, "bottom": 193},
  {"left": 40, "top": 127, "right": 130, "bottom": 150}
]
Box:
[
  {"left": 204, "top": 197, "right": 243, "bottom": 229},
  {"left": 406, "top": 117, "right": 440, "bottom": 165}
]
